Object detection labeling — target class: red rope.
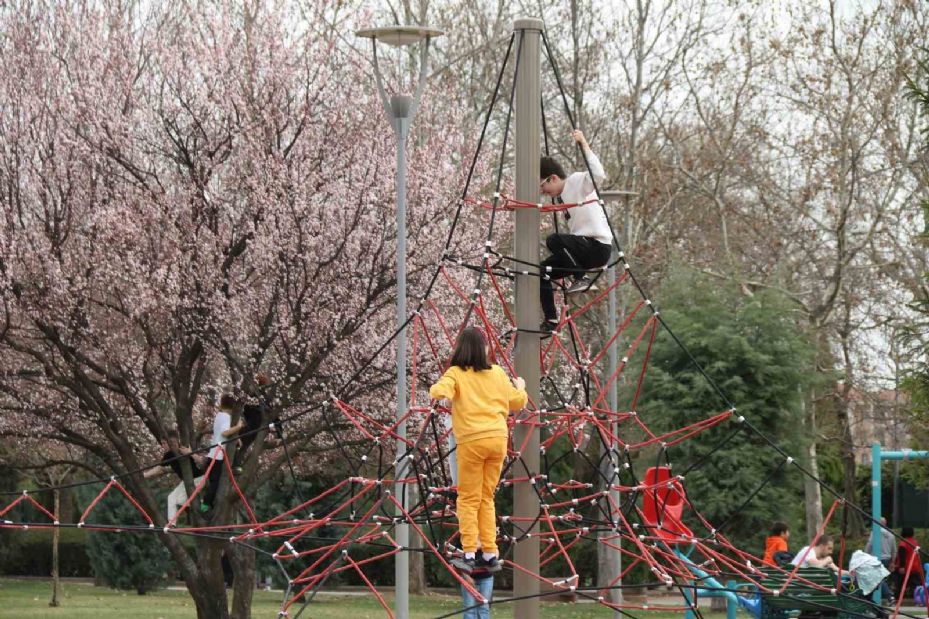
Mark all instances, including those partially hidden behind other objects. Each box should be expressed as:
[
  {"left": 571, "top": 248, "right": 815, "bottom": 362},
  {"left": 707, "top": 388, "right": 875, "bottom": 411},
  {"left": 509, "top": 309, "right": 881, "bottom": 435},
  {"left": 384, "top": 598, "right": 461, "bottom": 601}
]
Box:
[
  {"left": 0, "top": 493, "right": 57, "bottom": 521},
  {"left": 465, "top": 194, "right": 600, "bottom": 212}
]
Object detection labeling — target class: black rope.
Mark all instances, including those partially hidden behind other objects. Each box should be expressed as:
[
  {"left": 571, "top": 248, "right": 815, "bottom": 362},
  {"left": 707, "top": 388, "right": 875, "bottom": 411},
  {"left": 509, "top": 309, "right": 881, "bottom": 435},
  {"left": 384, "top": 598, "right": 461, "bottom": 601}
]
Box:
[
  {"left": 458, "top": 28, "right": 523, "bottom": 331},
  {"left": 541, "top": 92, "right": 561, "bottom": 236}
]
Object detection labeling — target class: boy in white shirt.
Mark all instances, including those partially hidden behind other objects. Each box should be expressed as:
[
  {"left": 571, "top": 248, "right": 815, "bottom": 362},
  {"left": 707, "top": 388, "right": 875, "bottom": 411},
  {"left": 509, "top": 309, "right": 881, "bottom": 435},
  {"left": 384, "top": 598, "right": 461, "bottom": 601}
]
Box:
[
  {"left": 538, "top": 130, "right": 613, "bottom": 333},
  {"left": 200, "top": 394, "right": 245, "bottom": 513}
]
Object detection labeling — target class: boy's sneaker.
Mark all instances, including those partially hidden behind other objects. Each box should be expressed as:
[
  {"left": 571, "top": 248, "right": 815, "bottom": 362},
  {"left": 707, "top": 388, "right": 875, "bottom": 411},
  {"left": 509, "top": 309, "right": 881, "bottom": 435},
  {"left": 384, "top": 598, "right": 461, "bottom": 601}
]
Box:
[
  {"left": 476, "top": 555, "right": 503, "bottom": 573},
  {"left": 566, "top": 276, "right": 597, "bottom": 294},
  {"left": 450, "top": 556, "right": 475, "bottom": 573}
]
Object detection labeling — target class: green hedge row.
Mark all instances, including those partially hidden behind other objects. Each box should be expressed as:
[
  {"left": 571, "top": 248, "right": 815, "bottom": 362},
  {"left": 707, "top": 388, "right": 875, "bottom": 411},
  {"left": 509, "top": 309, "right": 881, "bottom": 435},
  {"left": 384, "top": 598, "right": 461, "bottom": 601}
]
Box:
[{"left": 0, "top": 528, "right": 93, "bottom": 577}]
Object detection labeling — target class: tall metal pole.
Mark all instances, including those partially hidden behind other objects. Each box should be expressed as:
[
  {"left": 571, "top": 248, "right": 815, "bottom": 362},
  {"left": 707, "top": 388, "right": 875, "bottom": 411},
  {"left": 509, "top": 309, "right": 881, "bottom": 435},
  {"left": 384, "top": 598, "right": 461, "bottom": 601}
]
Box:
[
  {"left": 358, "top": 29, "right": 442, "bottom": 619},
  {"left": 593, "top": 251, "right": 624, "bottom": 613},
  {"left": 607, "top": 246, "right": 621, "bottom": 613},
  {"left": 393, "top": 96, "right": 411, "bottom": 618},
  {"left": 602, "top": 191, "right": 632, "bottom": 614},
  {"left": 513, "top": 17, "right": 542, "bottom": 619}
]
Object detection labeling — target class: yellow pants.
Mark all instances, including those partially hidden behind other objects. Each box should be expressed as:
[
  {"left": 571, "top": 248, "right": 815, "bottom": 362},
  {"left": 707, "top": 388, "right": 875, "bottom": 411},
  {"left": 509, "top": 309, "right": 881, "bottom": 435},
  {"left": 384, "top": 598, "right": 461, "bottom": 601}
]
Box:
[{"left": 456, "top": 435, "right": 507, "bottom": 555}]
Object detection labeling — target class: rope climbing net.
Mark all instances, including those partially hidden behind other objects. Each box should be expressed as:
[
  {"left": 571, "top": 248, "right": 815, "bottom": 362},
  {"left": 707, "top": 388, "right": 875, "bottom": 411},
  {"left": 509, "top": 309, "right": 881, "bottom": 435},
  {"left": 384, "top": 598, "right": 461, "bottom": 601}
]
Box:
[{"left": 2, "top": 27, "right": 927, "bottom": 619}]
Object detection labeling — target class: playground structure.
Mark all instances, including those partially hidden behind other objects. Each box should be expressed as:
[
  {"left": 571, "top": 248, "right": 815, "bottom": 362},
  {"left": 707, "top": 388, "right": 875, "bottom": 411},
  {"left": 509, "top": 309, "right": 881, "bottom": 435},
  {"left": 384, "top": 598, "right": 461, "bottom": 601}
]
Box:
[
  {"left": 2, "top": 17, "right": 929, "bottom": 619},
  {"left": 871, "top": 443, "right": 929, "bottom": 603}
]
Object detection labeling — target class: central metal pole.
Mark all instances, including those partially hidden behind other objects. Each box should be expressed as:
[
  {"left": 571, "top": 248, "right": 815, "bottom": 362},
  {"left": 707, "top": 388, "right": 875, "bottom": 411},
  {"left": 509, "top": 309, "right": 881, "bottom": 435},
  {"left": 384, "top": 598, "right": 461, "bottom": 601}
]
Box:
[
  {"left": 513, "top": 17, "right": 542, "bottom": 619},
  {"left": 392, "top": 94, "right": 413, "bottom": 619},
  {"left": 607, "top": 246, "right": 622, "bottom": 613}
]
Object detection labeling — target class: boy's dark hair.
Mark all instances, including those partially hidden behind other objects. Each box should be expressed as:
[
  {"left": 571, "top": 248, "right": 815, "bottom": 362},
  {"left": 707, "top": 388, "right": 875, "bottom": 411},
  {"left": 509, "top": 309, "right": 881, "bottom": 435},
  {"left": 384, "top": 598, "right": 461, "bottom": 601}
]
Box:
[
  {"left": 451, "top": 327, "right": 491, "bottom": 372},
  {"left": 815, "top": 534, "right": 834, "bottom": 547},
  {"left": 219, "top": 393, "right": 237, "bottom": 410},
  {"left": 770, "top": 521, "right": 789, "bottom": 537},
  {"left": 540, "top": 156, "right": 566, "bottom": 180},
  {"left": 902, "top": 526, "right": 914, "bottom": 537},
  {"left": 166, "top": 428, "right": 180, "bottom": 441}
]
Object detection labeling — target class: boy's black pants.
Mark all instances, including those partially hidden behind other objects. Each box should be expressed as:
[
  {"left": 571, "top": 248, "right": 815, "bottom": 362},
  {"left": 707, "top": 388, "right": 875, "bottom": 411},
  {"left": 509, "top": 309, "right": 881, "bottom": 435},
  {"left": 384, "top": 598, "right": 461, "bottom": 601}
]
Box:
[{"left": 540, "top": 233, "right": 611, "bottom": 321}]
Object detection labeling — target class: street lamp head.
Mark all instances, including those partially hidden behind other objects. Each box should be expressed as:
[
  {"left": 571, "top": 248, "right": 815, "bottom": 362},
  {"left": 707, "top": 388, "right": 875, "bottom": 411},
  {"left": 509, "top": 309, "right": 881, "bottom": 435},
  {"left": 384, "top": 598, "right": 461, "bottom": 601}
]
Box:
[
  {"left": 356, "top": 24, "right": 444, "bottom": 128},
  {"left": 355, "top": 25, "right": 444, "bottom": 47}
]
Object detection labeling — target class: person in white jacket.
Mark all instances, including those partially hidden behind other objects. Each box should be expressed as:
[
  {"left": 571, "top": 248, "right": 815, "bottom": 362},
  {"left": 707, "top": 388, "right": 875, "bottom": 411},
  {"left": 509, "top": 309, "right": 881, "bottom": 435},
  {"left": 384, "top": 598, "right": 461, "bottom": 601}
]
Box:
[{"left": 538, "top": 130, "right": 613, "bottom": 333}]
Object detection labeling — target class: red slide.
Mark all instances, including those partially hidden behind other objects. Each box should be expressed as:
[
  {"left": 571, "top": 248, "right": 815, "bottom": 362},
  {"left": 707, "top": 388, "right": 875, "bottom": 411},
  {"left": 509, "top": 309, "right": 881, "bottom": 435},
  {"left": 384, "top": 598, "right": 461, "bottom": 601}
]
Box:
[{"left": 641, "top": 466, "right": 693, "bottom": 544}]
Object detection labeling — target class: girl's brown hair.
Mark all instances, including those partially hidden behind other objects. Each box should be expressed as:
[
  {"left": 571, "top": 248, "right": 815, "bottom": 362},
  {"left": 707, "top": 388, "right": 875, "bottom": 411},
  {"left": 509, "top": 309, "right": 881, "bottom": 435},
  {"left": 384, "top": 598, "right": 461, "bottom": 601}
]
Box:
[{"left": 450, "top": 327, "right": 491, "bottom": 372}]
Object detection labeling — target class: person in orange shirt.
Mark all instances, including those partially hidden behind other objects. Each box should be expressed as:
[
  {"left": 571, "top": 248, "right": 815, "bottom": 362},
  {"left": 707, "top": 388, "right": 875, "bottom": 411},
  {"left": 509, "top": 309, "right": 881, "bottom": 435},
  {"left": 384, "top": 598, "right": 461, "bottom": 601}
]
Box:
[
  {"left": 763, "top": 521, "right": 791, "bottom": 567},
  {"left": 430, "top": 327, "right": 528, "bottom": 574}
]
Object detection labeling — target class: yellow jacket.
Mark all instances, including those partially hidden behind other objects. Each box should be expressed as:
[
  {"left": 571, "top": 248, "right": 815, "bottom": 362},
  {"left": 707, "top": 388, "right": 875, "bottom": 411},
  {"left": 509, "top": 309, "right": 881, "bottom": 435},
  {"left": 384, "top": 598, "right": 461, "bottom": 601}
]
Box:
[{"left": 429, "top": 364, "right": 528, "bottom": 444}]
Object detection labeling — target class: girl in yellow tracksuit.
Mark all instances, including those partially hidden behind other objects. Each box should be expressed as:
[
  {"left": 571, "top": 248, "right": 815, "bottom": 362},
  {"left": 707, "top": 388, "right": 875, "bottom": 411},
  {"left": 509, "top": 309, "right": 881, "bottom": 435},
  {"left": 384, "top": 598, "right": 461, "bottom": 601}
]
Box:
[{"left": 430, "top": 327, "right": 528, "bottom": 573}]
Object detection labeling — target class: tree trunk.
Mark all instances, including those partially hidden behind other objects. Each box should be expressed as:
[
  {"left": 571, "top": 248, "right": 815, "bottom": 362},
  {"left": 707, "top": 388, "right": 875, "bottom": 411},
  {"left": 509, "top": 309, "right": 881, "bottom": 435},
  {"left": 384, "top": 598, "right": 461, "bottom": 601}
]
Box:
[
  {"left": 837, "top": 392, "right": 863, "bottom": 537},
  {"left": 803, "top": 440, "right": 824, "bottom": 539},
  {"left": 61, "top": 488, "right": 74, "bottom": 524},
  {"left": 838, "top": 322, "right": 863, "bottom": 537},
  {"left": 49, "top": 488, "right": 61, "bottom": 608},
  {"left": 192, "top": 540, "right": 232, "bottom": 619},
  {"left": 410, "top": 540, "right": 425, "bottom": 594},
  {"left": 148, "top": 473, "right": 257, "bottom": 619},
  {"left": 802, "top": 392, "right": 824, "bottom": 539},
  {"left": 230, "top": 542, "right": 256, "bottom": 619}
]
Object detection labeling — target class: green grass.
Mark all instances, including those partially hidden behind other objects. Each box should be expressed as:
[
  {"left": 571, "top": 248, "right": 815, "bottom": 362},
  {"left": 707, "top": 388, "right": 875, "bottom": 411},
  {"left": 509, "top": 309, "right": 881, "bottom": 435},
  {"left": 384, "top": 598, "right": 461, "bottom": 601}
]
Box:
[{"left": 0, "top": 578, "right": 688, "bottom": 618}]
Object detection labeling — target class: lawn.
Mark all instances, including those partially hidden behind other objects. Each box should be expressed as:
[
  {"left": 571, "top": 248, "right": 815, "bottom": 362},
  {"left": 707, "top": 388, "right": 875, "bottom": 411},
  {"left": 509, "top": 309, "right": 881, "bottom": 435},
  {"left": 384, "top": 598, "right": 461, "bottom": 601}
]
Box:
[{"left": 0, "top": 579, "right": 689, "bottom": 618}]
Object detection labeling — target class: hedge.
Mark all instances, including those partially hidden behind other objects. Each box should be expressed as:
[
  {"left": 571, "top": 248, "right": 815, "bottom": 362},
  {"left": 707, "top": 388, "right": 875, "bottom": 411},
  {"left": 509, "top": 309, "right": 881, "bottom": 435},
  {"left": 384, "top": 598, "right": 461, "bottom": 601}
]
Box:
[{"left": 0, "top": 528, "right": 92, "bottom": 577}]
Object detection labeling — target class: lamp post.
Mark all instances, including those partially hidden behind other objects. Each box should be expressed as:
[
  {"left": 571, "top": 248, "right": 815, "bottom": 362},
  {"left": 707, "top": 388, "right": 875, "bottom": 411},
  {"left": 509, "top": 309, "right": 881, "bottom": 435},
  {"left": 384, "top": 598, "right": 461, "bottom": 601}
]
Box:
[
  {"left": 355, "top": 25, "right": 444, "bottom": 619},
  {"left": 599, "top": 188, "right": 636, "bottom": 614}
]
